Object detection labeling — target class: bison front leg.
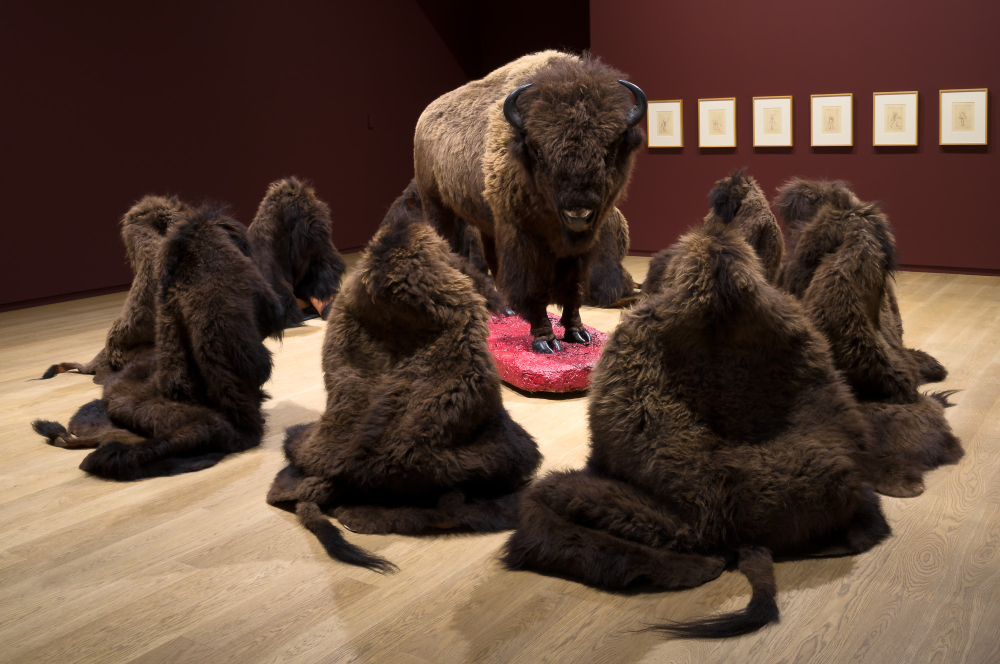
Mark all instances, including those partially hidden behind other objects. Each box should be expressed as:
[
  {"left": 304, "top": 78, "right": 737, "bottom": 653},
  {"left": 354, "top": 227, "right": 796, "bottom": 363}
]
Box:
[
  {"left": 554, "top": 256, "right": 590, "bottom": 344},
  {"left": 495, "top": 225, "right": 561, "bottom": 353}
]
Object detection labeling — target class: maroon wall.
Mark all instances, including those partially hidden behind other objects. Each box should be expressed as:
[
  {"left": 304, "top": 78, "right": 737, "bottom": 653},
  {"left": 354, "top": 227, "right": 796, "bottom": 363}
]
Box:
[
  {"left": 0, "top": 0, "right": 466, "bottom": 309},
  {"left": 592, "top": 0, "right": 999, "bottom": 272}
]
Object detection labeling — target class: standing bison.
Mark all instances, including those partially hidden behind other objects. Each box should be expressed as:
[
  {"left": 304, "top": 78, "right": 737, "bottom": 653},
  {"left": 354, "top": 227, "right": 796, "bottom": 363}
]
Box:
[{"left": 414, "top": 51, "right": 646, "bottom": 353}]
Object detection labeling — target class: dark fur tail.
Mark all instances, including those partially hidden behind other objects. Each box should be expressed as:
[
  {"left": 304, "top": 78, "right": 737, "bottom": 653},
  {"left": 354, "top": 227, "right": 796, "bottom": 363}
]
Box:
[
  {"left": 709, "top": 167, "right": 750, "bottom": 223},
  {"left": 32, "top": 419, "right": 71, "bottom": 442},
  {"left": 649, "top": 546, "right": 778, "bottom": 639},
  {"left": 295, "top": 501, "right": 398, "bottom": 574},
  {"left": 40, "top": 362, "right": 88, "bottom": 379},
  {"left": 928, "top": 389, "right": 960, "bottom": 408}
]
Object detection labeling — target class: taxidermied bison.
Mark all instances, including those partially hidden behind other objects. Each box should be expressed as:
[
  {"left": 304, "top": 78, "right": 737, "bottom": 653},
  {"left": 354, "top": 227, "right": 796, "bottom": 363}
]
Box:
[
  {"left": 267, "top": 193, "right": 541, "bottom": 572},
  {"left": 643, "top": 168, "right": 784, "bottom": 296},
  {"left": 40, "top": 195, "right": 192, "bottom": 382},
  {"left": 776, "top": 181, "right": 961, "bottom": 495},
  {"left": 503, "top": 215, "right": 893, "bottom": 638},
  {"left": 249, "top": 177, "right": 346, "bottom": 325},
  {"left": 33, "top": 207, "right": 285, "bottom": 480},
  {"left": 414, "top": 50, "right": 647, "bottom": 352}
]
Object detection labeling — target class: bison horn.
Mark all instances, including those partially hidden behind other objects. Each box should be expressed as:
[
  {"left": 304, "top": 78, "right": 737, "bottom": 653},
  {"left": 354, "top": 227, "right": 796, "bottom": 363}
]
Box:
[
  {"left": 619, "top": 80, "right": 648, "bottom": 129},
  {"left": 503, "top": 83, "right": 532, "bottom": 134}
]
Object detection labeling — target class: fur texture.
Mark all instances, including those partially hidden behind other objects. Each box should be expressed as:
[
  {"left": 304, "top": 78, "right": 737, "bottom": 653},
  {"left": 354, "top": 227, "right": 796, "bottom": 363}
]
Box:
[
  {"left": 41, "top": 195, "right": 192, "bottom": 382},
  {"left": 415, "top": 51, "right": 644, "bottom": 350},
  {"left": 643, "top": 169, "right": 784, "bottom": 297},
  {"left": 33, "top": 207, "right": 285, "bottom": 480},
  {"left": 267, "top": 200, "right": 542, "bottom": 571},
  {"left": 503, "top": 221, "right": 892, "bottom": 638},
  {"left": 248, "top": 177, "right": 346, "bottom": 326},
  {"left": 776, "top": 186, "right": 961, "bottom": 496}
]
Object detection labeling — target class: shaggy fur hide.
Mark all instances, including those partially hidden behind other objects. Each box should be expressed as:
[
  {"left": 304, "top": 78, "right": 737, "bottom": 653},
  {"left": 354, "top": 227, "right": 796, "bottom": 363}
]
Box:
[
  {"left": 33, "top": 208, "right": 285, "bottom": 480},
  {"left": 267, "top": 196, "right": 541, "bottom": 572},
  {"left": 415, "top": 51, "right": 645, "bottom": 352},
  {"left": 776, "top": 183, "right": 961, "bottom": 496},
  {"left": 503, "top": 221, "right": 894, "bottom": 638},
  {"left": 249, "top": 177, "right": 346, "bottom": 326},
  {"left": 41, "top": 195, "right": 192, "bottom": 382},
  {"left": 643, "top": 169, "right": 784, "bottom": 296}
]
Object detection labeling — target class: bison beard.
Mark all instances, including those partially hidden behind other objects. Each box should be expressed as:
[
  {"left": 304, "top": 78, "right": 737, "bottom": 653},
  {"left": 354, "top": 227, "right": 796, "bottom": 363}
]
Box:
[
  {"left": 248, "top": 177, "right": 346, "bottom": 326},
  {"left": 775, "top": 181, "right": 962, "bottom": 497},
  {"left": 503, "top": 203, "right": 892, "bottom": 639},
  {"left": 266, "top": 194, "right": 541, "bottom": 571},
  {"left": 33, "top": 207, "right": 285, "bottom": 480},
  {"left": 414, "top": 51, "right": 646, "bottom": 353},
  {"left": 41, "top": 195, "right": 192, "bottom": 383}
]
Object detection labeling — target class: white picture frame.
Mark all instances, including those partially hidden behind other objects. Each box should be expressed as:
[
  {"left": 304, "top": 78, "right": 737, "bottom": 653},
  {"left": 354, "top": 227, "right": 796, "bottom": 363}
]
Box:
[
  {"left": 811, "top": 93, "right": 853, "bottom": 146},
  {"left": 873, "top": 92, "right": 918, "bottom": 146},
  {"left": 647, "top": 100, "right": 683, "bottom": 148},
  {"left": 753, "top": 95, "right": 793, "bottom": 147},
  {"left": 698, "top": 97, "right": 736, "bottom": 148},
  {"left": 940, "top": 88, "right": 987, "bottom": 145}
]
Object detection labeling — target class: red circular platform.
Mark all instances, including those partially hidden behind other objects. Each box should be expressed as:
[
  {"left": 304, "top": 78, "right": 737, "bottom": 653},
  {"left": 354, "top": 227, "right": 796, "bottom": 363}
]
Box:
[{"left": 486, "top": 312, "right": 608, "bottom": 392}]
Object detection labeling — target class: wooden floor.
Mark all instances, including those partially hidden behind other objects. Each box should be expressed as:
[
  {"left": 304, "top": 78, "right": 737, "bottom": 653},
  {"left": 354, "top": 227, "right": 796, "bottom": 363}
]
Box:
[{"left": 2, "top": 256, "right": 999, "bottom": 664}]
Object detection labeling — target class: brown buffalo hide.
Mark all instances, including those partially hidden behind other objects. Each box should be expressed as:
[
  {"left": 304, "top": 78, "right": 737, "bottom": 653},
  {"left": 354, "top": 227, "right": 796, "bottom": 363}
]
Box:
[
  {"left": 267, "top": 197, "right": 541, "bottom": 572},
  {"left": 41, "top": 195, "right": 192, "bottom": 382},
  {"left": 504, "top": 221, "right": 891, "bottom": 639},
  {"left": 777, "top": 188, "right": 961, "bottom": 496},
  {"left": 643, "top": 169, "right": 784, "bottom": 296},
  {"left": 249, "top": 177, "right": 346, "bottom": 325},
  {"left": 33, "top": 208, "right": 285, "bottom": 480}
]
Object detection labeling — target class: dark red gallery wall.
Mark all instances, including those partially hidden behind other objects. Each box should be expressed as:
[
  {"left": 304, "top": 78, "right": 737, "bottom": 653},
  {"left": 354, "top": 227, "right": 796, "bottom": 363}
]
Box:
[
  {"left": 591, "top": 0, "right": 999, "bottom": 272},
  {"left": 0, "top": 0, "right": 466, "bottom": 309}
]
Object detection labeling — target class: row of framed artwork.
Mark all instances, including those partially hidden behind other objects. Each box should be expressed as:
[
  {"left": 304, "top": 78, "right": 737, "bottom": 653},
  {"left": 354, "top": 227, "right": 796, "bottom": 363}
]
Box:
[{"left": 647, "top": 89, "right": 988, "bottom": 148}]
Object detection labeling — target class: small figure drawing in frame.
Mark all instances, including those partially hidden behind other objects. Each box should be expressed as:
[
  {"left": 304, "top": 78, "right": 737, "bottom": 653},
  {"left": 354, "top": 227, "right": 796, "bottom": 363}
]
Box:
[
  {"left": 698, "top": 97, "right": 736, "bottom": 148},
  {"left": 873, "top": 91, "right": 917, "bottom": 146},
  {"left": 708, "top": 109, "right": 726, "bottom": 136},
  {"left": 753, "top": 96, "right": 792, "bottom": 147},
  {"left": 811, "top": 93, "right": 852, "bottom": 146},
  {"left": 884, "top": 105, "right": 905, "bottom": 133},
  {"left": 939, "top": 89, "right": 986, "bottom": 145},
  {"left": 647, "top": 100, "right": 683, "bottom": 148},
  {"left": 822, "top": 107, "right": 841, "bottom": 134}
]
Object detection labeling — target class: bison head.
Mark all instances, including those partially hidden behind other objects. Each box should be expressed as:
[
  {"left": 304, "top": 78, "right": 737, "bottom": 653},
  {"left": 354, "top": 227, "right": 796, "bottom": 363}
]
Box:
[{"left": 503, "top": 59, "right": 646, "bottom": 253}]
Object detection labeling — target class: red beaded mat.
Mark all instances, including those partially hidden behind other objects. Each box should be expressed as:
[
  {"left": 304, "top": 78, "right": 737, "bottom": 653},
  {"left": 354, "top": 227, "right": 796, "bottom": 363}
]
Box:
[{"left": 487, "top": 312, "right": 608, "bottom": 392}]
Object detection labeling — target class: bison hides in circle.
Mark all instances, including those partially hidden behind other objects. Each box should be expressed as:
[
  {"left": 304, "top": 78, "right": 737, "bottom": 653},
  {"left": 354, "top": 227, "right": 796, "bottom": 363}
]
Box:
[
  {"left": 249, "top": 177, "right": 346, "bottom": 326},
  {"left": 33, "top": 207, "right": 285, "bottom": 480},
  {"left": 776, "top": 181, "right": 961, "bottom": 496},
  {"left": 643, "top": 168, "right": 784, "bottom": 297},
  {"left": 503, "top": 218, "right": 893, "bottom": 639},
  {"left": 266, "top": 196, "right": 541, "bottom": 572},
  {"left": 41, "top": 195, "right": 192, "bottom": 383},
  {"left": 414, "top": 51, "right": 647, "bottom": 353}
]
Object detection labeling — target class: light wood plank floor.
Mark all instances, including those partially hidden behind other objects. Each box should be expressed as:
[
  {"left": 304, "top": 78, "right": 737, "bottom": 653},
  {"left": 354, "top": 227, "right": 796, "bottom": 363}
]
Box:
[{"left": 1, "top": 256, "right": 999, "bottom": 664}]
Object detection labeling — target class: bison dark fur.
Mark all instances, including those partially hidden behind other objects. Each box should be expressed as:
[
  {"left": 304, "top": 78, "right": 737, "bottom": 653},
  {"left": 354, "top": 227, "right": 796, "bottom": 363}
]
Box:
[
  {"left": 778, "top": 184, "right": 961, "bottom": 496},
  {"left": 415, "top": 51, "right": 645, "bottom": 352},
  {"left": 249, "top": 177, "right": 346, "bottom": 326},
  {"left": 267, "top": 196, "right": 541, "bottom": 571},
  {"left": 504, "top": 221, "right": 892, "bottom": 639},
  {"left": 41, "top": 195, "right": 192, "bottom": 382},
  {"left": 33, "top": 207, "right": 284, "bottom": 480}
]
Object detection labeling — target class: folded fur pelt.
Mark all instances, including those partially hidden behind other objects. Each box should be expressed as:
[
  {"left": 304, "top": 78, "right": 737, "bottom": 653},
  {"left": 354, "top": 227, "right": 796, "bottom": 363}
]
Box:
[
  {"left": 504, "top": 217, "right": 894, "bottom": 639},
  {"left": 41, "top": 195, "right": 192, "bottom": 382},
  {"left": 643, "top": 168, "right": 784, "bottom": 296},
  {"left": 267, "top": 193, "right": 541, "bottom": 572},
  {"left": 33, "top": 207, "right": 285, "bottom": 480},
  {"left": 775, "top": 180, "right": 961, "bottom": 496},
  {"left": 248, "top": 177, "right": 346, "bottom": 325}
]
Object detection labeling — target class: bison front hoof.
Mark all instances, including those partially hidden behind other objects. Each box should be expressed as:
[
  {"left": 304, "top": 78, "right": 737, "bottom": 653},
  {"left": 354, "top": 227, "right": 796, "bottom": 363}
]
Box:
[
  {"left": 532, "top": 339, "right": 562, "bottom": 354},
  {"left": 564, "top": 329, "right": 591, "bottom": 344},
  {"left": 503, "top": 307, "right": 516, "bottom": 317}
]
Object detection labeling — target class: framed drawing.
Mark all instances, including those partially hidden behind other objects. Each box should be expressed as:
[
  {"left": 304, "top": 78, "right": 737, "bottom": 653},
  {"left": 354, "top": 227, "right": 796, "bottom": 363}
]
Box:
[
  {"left": 647, "top": 100, "right": 683, "bottom": 148},
  {"left": 811, "top": 93, "right": 853, "bottom": 146},
  {"left": 873, "top": 92, "right": 917, "bottom": 146},
  {"left": 753, "top": 95, "right": 793, "bottom": 147},
  {"left": 940, "top": 88, "right": 988, "bottom": 145},
  {"left": 698, "top": 97, "right": 736, "bottom": 148}
]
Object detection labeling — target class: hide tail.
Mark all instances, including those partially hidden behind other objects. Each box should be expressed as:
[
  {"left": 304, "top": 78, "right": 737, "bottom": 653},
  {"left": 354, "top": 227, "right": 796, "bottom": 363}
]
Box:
[
  {"left": 32, "top": 420, "right": 100, "bottom": 449},
  {"left": 40, "top": 362, "right": 91, "bottom": 380},
  {"left": 928, "top": 389, "right": 960, "bottom": 408},
  {"left": 649, "top": 546, "right": 778, "bottom": 639},
  {"left": 295, "top": 501, "right": 398, "bottom": 574}
]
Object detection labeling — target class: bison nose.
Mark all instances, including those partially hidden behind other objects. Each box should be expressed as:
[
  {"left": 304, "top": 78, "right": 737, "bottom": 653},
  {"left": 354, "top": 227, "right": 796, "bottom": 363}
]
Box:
[{"left": 562, "top": 208, "right": 593, "bottom": 232}]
